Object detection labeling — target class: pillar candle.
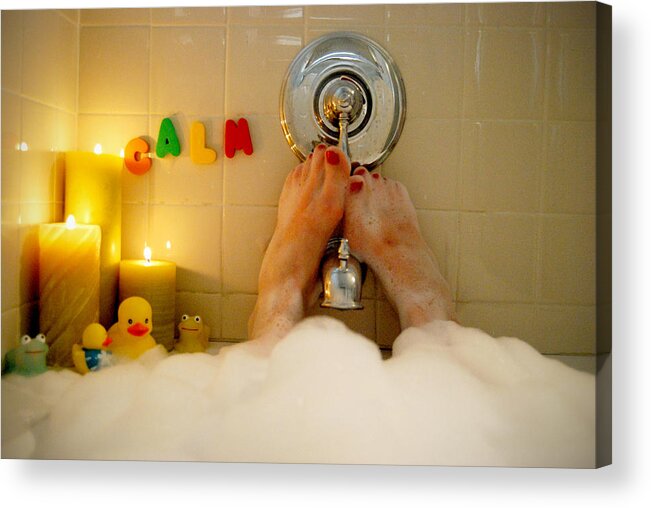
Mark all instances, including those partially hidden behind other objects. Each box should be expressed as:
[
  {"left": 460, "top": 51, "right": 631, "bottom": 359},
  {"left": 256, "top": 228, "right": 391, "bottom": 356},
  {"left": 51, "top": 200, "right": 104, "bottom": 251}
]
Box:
[
  {"left": 119, "top": 250, "right": 176, "bottom": 351},
  {"left": 39, "top": 216, "right": 101, "bottom": 367},
  {"left": 64, "top": 151, "right": 122, "bottom": 328}
]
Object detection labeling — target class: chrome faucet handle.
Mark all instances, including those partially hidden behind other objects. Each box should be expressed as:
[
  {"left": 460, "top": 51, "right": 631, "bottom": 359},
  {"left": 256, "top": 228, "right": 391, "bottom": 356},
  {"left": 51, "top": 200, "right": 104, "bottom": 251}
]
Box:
[
  {"left": 327, "top": 84, "right": 359, "bottom": 161},
  {"left": 338, "top": 113, "right": 350, "bottom": 160}
]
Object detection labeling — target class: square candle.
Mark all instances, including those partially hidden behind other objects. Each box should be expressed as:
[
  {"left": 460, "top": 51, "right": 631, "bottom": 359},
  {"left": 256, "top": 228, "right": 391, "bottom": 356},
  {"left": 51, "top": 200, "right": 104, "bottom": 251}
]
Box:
[{"left": 39, "top": 217, "right": 101, "bottom": 366}]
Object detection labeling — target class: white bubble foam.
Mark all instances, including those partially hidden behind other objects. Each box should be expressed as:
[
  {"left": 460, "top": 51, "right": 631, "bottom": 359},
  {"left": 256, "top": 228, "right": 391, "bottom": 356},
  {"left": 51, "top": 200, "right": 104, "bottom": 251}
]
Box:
[{"left": 1, "top": 316, "right": 595, "bottom": 467}]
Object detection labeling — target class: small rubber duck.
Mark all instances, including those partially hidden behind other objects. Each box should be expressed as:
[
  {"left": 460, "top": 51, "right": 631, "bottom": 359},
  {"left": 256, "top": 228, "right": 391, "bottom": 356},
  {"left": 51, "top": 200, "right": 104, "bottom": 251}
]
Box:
[
  {"left": 107, "top": 296, "right": 157, "bottom": 359},
  {"left": 175, "top": 314, "right": 210, "bottom": 353},
  {"left": 72, "top": 323, "right": 114, "bottom": 374},
  {"left": 2, "top": 334, "right": 49, "bottom": 376}
]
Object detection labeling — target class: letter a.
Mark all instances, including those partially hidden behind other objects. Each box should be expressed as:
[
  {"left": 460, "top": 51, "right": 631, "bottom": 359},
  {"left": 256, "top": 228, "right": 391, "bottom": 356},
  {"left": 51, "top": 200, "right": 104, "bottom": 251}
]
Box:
[{"left": 156, "top": 117, "right": 181, "bottom": 158}]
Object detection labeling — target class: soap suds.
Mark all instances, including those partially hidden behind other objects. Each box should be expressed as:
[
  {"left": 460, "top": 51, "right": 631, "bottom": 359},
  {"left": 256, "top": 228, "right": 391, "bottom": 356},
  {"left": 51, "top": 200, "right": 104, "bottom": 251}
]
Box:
[{"left": 1, "top": 317, "right": 595, "bottom": 467}]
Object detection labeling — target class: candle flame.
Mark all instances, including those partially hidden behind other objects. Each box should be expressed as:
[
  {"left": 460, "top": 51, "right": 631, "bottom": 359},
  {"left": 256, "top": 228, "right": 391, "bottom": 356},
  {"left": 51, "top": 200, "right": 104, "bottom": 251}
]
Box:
[
  {"left": 66, "top": 215, "right": 76, "bottom": 230},
  {"left": 94, "top": 143, "right": 103, "bottom": 155},
  {"left": 143, "top": 246, "right": 152, "bottom": 264},
  {"left": 166, "top": 240, "right": 172, "bottom": 250},
  {"left": 119, "top": 148, "right": 125, "bottom": 158}
]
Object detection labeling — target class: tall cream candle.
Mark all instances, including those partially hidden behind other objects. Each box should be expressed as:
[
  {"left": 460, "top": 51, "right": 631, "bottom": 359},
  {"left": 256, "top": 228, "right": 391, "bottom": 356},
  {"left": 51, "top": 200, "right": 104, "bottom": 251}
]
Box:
[
  {"left": 39, "top": 216, "right": 101, "bottom": 367},
  {"left": 119, "top": 249, "right": 176, "bottom": 351},
  {"left": 65, "top": 151, "right": 122, "bottom": 328}
]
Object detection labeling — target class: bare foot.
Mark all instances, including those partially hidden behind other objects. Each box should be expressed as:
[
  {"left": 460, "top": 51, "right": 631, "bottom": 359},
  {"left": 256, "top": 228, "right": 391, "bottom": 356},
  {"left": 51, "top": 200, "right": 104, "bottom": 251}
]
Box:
[
  {"left": 248, "top": 144, "right": 350, "bottom": 349},
  {"left": 343, "top": 168, "right": 455, "bottom": 329}
]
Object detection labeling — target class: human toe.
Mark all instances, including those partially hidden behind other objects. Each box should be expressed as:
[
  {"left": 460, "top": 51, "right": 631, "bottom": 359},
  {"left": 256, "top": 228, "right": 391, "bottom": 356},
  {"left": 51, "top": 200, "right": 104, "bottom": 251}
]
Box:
[
  {"left": 348, "top": 174, "right": 365, "bottom": 194},
  {"left": 305, "top": 144, "right": 327, "bottom": 183},
  {"left": 324, "top": 146, "right": 350, "bottom": 183},
  {"left": 292, "top": 162, "right": 305, "bottom": 181},
  {"left": 312, "top": 143, "right": 326, "bottom": 165}
]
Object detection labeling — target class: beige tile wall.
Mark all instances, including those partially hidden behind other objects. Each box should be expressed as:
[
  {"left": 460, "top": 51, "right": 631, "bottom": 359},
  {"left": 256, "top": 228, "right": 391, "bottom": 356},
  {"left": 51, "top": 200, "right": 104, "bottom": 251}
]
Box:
[
  {"left": 1, "top": 3, "right": 600, "bottom": 357},
  {"left": 1, "top": 10, "right": 78, "bottom": 359}
]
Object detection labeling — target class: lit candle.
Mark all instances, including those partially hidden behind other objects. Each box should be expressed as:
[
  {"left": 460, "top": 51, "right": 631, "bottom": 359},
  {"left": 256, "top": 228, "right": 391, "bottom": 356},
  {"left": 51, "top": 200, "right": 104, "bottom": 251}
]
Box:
[
  {"left": 39, "top": 215, "right": 101, "bottom": 367},
  {"left": 119, "top": 247, "right": 176, "bottom": 350},
  {"left": 64, "top": 151, "right": 123, "bottom": 328}
]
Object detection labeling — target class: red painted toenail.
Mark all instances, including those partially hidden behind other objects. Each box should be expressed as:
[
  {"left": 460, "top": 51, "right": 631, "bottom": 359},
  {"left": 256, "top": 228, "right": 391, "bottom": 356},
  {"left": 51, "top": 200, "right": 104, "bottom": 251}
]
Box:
[
  {"left": 350, "top": 181, "right": 363, "bottom": 193},
  {"left": 316, "top": 143, "right": 326, "bottom": 151},
  {"left": 372, "top": 173, "right": 380, "bottom": 180},
  {"left": 325, "top": 150, "right": 340, "bottom": 165},
  {"left": 354, "top": 168, "right": 367, "bottom": 176}
]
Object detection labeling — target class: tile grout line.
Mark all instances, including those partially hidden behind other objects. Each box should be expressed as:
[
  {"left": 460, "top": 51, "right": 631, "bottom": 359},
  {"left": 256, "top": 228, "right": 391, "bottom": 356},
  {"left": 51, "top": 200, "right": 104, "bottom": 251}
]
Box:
[
  {"left": 376, "top": 4, "right": 388, "bottom": 339},
  {"left": 146, "top": 9, "right": 153, "bottom": 253},
  {"left": 220, "top": 7, "right": 231, "bottom": 340},
  {"left": 455, "top": 4, "right": 471, "bottom": 306},
  {"left": 535, "top": 10, "right": 552, "bottom": 321},
  {"left": 74, "top": 12, "right": 80, "bottom": 158},
  {"left": 17, "top": 10, "right": 25, "bottom": 226}
]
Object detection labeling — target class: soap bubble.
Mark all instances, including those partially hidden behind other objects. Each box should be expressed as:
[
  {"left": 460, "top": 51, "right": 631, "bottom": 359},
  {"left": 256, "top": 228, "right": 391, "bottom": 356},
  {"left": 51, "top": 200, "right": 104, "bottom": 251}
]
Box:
[{"left": 1, "top": 317, "right": 595, "bottom": 467}]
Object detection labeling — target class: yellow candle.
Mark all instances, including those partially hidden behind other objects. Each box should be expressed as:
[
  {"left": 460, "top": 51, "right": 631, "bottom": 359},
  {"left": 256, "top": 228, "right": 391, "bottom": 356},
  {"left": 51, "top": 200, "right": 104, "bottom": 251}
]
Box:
[
  {"left": 39, "top": 216, "right": 101, "bottom": 367},
  {"left": 119, "top": 248, "right": 176, "bottom": 351},
  {"left": 64, "top": 151, "right": 122, "bottom": 328}
]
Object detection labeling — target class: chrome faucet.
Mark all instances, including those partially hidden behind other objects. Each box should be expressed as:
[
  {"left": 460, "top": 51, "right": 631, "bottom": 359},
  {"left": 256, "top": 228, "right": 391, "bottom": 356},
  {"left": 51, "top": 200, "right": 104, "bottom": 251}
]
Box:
[
  {"left": 320, "top": 84, "right": 365, "bottom": 310},
  {"left": 321, "top": 238, "right": 364, "bottom": 310},
  {"left": 280, "top": 32, "right": 406, "bottom": 310}
]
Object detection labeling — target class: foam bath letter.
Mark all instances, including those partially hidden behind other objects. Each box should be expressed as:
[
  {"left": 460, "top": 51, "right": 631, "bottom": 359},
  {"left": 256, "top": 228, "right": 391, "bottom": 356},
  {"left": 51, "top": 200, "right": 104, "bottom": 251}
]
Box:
[
  {"left": 224, "top": 118, "right": 253, "bottom": 158},
  {"left": 124, "top": 137, "right": 152, "bottom": 175},
  {"left": 190, "top": 121, "right": 217, "bottom": 164},
  {"left": 156, "top": 117, "right": 181, "bottom": 158}
]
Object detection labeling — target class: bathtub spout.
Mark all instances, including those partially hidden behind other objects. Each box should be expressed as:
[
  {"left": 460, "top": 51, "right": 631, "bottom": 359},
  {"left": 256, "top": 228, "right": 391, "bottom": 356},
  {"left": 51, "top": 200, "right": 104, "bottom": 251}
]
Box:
[{"left": 321, "top": 238, "right": 364, "bottom": 310}]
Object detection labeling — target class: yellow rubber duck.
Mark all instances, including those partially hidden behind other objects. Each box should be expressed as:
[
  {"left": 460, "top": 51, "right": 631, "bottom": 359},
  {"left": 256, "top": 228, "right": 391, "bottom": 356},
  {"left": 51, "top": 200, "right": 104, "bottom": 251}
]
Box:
[
  {"left": 175, "top": 314, "right": 210, "bottom": 353},
  {"left": 107, "top": 296, "right": 157, "bottom": 359},
  {"left": 72, "top": 323, "right": 114, "bottom": 374}
]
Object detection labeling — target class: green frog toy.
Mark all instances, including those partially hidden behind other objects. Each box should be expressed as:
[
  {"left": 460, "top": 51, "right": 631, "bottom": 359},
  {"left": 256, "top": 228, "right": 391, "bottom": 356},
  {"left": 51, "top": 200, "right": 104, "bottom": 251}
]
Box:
[{"left": 2, "top": 334, "right": 49, "bottom": 376}]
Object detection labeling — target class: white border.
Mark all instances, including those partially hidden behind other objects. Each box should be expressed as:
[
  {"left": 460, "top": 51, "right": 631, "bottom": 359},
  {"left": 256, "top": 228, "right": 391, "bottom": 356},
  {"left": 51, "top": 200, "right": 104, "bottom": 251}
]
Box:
[{"left": 2, "top": 0, "right": 649, "bottom": 506}]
